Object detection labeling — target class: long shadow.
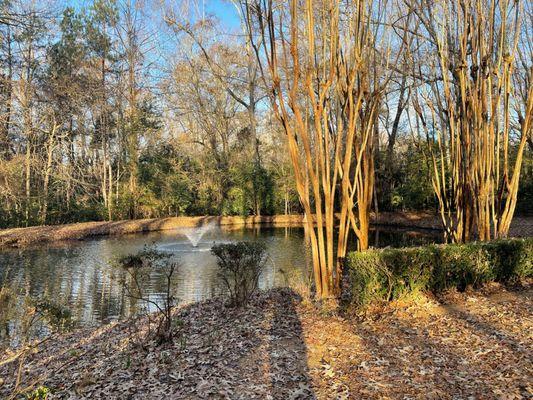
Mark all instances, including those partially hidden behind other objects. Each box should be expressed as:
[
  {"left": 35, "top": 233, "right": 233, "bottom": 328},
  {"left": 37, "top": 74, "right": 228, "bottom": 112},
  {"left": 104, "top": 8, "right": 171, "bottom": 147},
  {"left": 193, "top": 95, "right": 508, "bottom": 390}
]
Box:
[
  {"left": 0, "top": 288, "right": 316, "bottom": 399},
  {"left": 174, "top": 288, "right": 316, "bottom": 398},
  {"left": 395, "top": 312, "right": 530, "bottom": 395},
  {"left": 351, "top": 319, "right": 498, "bottom": 397},
  {"left": 441, "top": 300, "right": 528, "bottom": 354},
  {"left": 266, "top": 290, "right": 316, "bottom": 399},
  {"left": 350, "top": 302, "right": 531, "bottom": 398}
]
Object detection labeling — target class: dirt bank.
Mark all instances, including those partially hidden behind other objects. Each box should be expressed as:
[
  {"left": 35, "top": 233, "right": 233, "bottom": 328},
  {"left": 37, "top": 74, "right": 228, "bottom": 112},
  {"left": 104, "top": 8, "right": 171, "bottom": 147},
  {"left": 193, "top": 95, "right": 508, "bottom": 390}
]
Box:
[
  {"left": 0, "top": 215, "right": 304, "bottom": 248},
  {"left": 1, "top": 285, "right": 531, "bottom": 399},
  {"left": 0, "top": 212, "right": 531, "bottom": 249}
]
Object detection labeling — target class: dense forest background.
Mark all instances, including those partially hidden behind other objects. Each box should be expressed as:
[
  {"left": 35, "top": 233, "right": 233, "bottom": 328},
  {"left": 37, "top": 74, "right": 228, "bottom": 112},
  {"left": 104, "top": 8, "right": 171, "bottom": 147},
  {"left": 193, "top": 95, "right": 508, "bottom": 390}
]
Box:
[{"left": 0, "top": 0, "right": 531, "bottom": 228}]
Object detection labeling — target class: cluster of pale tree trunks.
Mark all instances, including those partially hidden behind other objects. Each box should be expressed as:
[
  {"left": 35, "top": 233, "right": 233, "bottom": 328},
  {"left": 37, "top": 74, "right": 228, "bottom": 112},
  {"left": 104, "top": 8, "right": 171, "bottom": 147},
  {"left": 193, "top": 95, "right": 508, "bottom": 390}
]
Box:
[{"left": 241, "top": 0, "right": 532, "bottom": 298}]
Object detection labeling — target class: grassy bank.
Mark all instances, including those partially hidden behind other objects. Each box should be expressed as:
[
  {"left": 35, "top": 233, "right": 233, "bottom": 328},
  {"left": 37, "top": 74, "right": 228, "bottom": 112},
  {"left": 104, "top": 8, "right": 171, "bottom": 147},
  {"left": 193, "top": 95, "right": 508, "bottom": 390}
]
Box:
[{"left": 1, "top": 286, "right": 531, "bottom": 399}]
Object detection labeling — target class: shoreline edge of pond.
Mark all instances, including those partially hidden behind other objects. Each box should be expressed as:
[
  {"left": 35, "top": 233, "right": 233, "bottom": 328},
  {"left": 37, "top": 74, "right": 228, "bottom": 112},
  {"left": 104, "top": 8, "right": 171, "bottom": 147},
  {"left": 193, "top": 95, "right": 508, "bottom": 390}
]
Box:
[{"left": 1, "top": 212, "right": 531, "bottom": 249}]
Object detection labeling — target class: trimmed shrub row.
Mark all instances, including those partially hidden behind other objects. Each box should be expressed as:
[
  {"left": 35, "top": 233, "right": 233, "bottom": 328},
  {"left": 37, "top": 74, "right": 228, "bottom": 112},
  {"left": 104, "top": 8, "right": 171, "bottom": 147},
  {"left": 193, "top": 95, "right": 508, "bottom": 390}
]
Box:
[{"left": 341, "top": 238, "right": 533, "bottom": 309}]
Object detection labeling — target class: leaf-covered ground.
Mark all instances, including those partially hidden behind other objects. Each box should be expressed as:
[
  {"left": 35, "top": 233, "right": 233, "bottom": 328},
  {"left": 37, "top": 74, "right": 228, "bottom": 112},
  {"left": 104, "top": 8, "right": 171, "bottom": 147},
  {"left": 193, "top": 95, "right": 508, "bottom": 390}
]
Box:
[{"left": 1, "top": 284, "right": 531, "bottom": 399}]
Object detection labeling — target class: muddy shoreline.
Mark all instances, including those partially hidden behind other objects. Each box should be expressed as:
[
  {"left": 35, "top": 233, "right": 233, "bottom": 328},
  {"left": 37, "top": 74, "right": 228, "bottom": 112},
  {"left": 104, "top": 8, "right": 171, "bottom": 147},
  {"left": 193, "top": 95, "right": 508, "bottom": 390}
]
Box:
[{"left": 0, "top": 212, "right": 530, "bottom": 249}]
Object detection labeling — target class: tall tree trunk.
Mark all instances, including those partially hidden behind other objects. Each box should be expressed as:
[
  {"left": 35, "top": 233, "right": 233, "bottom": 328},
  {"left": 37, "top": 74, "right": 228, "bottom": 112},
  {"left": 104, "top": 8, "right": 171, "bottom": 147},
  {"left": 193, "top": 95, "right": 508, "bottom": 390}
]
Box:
[
  {"left": 40, "top": 123, "right": 57, "bottom": 225},
  {"left": 1, "top": 25, "right": 13, "bottom": 158},
  {"left": 412, "top": 0, "right": 531, "bottom": 242},
  {"left": 245, "top": 0, "right": 387, "bottom": 297},
  {"left": 383, "top": 76, "right": 408, "bottom": 207},
  {"left": 22, "top": 42, "right": 34, "bottom": 227},
  {"left": 24, "top": 136, "right": 31, "bottom": 226}
]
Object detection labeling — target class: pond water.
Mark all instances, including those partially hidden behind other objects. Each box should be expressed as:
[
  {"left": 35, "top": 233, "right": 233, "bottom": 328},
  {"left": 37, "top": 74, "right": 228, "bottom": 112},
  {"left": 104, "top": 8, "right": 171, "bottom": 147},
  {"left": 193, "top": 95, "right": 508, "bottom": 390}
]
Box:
[{"left": 0, "top": 225, "right": 442, "bottom": 345}]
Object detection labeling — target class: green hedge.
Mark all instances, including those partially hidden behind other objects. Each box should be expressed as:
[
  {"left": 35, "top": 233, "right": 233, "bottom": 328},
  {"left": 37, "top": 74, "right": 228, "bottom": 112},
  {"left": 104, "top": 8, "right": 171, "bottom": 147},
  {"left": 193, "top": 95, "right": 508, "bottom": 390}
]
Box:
[{"left": 341, "top": 238, "right": 533, "bottom": 309}]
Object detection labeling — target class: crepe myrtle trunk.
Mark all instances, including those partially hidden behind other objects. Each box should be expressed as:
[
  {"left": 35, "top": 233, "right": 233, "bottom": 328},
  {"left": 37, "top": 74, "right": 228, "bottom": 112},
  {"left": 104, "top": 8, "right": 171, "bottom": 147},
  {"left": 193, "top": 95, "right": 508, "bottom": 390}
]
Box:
[
  {"left": 411, "top": 0, "right": 532, "bottom": 242},
  {"left": 243, "top": 0, "right": 388, "bottom": 297}
]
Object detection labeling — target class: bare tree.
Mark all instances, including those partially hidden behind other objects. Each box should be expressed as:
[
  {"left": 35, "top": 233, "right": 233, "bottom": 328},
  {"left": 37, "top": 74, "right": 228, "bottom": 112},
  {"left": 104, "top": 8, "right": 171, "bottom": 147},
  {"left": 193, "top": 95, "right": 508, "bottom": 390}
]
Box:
[
  {"left": 115, "top": 0, "right": 155, "bottom": 218},
  {"left": 410, "top": 0, "right": 532, "bottom": 242},
  {"left": 242, "top": 0, "right": 397, "bottom": 297},
  {"left": 164, "top": 4, "right": 268, "bottom": 216}
]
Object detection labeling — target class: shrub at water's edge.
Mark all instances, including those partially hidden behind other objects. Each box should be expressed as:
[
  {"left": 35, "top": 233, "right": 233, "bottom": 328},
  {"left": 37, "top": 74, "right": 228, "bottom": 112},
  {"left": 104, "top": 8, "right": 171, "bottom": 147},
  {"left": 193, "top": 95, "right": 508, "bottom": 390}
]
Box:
[
  {"left": 211, "top": 241, "right": 267, "bottom": 307},
  {"left": 341, "top": 238, "right": 533, "bottom": 309}
]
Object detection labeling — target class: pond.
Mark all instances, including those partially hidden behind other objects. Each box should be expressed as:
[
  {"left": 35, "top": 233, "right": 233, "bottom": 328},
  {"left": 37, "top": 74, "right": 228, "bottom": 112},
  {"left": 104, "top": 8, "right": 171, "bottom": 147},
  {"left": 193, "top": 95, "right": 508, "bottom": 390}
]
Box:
[{"left": 0, "top": 225, "right": 442, "bottom": 345}]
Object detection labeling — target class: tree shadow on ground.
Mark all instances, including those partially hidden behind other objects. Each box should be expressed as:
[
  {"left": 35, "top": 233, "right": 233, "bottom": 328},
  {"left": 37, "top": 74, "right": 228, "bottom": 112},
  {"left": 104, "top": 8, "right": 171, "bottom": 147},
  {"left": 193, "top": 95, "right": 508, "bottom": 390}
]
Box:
[
  {"left": 266, "top": 291, "right": 316, "bottom": 399},
  {"left": 348, "top": 293, "right": 532, "bottom": 398},
  {"left": 352, "top": 319, "right": 494, "bottom": 397},
  {"left": 4, "top": 286, "right": 532, "bottom": 399},
  {"left": 440, "top": 302, "right": 527, "bottom": 353},
  {"left": 0, "top": 288, "right": 316, "bottom": 399}
]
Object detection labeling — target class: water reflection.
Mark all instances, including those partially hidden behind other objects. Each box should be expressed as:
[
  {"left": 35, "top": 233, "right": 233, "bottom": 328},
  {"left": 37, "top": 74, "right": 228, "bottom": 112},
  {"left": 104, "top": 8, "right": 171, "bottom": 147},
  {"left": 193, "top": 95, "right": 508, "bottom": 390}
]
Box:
[{"left": 0, "top": 225, "right": 441, "bottom": 344}]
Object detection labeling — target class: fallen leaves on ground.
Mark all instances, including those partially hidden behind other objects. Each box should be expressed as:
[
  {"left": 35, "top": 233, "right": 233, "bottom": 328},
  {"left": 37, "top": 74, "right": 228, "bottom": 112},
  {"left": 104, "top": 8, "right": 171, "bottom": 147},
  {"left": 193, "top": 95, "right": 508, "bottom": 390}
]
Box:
[{"left": 0, "top": 283, "right": 531, "bottom": 399}]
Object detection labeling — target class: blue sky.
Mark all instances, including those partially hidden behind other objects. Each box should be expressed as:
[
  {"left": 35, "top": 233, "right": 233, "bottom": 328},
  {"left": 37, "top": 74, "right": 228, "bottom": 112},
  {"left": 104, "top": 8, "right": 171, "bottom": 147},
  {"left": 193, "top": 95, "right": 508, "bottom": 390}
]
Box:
[
  {"left": 203, "top": 0, "right": 240, "bottom": 27},
  {"left": 65, "top": 0, "right": 242, "bottom": 81},
  {"left": 69, "top": 0, "right": 240, "bottom": 29}
]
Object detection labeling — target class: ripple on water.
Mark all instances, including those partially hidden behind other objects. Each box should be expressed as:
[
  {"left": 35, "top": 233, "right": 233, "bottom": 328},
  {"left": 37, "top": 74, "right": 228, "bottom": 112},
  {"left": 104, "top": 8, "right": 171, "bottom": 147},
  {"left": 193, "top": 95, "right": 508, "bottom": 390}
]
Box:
[{"left": 0, "top": 225, "right": 442, "bottom": 344}]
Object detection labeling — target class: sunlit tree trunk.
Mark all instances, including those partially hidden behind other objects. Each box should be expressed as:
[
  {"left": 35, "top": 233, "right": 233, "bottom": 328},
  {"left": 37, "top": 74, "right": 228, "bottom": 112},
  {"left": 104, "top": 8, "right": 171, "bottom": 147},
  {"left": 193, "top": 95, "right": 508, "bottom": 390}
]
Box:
[
  {"left": 0, "top": 24, "right": 13, "bottom": 158},
  {"left": 40, "top": 121, "right": 59, "bottom": 225},
  {"left": 100, "top": 37, "right": 109, "bottom": 220},
  {"left": 411, "top": 0, "right": 532, "bottom": 242},
  {"left": 245, "top": 0, "right": 390, "bottom": 297},
  {"left": 21, "top": 41, "right": 34, "bottom": 227}
]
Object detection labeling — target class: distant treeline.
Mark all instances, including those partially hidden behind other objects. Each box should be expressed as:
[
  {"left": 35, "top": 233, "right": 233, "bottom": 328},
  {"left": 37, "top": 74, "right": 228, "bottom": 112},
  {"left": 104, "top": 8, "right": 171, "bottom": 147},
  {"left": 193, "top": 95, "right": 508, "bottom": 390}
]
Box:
[{"left": 0, "top": 0, "right": 531, "bottom": 229}]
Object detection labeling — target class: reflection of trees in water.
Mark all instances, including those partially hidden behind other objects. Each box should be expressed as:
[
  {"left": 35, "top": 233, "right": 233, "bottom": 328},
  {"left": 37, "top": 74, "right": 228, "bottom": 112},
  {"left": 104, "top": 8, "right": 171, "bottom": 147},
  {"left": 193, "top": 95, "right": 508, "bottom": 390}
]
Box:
[
  {"left": 370, "top": 227, "right": 442, "bottom": 248},
  {"left": 0, "top": 226, "right": 441, "bottom": 343}
]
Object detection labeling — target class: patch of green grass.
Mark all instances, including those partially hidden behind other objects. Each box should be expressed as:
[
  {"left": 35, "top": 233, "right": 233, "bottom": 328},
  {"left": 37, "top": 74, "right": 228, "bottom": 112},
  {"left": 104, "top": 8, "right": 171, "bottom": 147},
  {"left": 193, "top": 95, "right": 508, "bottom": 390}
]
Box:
[{"left": 26, "top": 386, "right": 50, "bottom": 400}]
